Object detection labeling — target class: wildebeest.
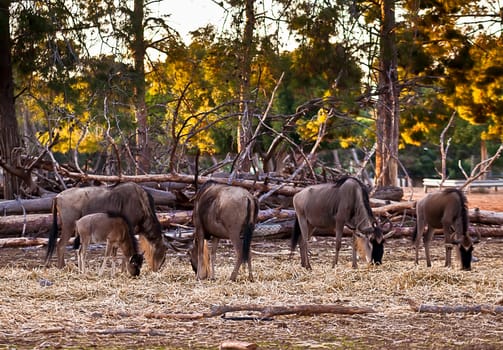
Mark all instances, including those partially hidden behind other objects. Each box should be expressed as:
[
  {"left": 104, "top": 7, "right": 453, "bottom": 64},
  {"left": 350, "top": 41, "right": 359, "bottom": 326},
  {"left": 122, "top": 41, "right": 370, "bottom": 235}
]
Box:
[
  {"left": 189, "top": 181, "right": 259, "bottom": 281},
  {"left": 291, "top": 176, "right": 393, "bottom": 269},
  {"left": 413, "top": 188, "right": 475, "bottom": 270},
  {"left": 45, "top": 182, "right": 167, "bottom": 272},
  {"left": 73, "top": 212, "right": 144, "bottom": 276}
]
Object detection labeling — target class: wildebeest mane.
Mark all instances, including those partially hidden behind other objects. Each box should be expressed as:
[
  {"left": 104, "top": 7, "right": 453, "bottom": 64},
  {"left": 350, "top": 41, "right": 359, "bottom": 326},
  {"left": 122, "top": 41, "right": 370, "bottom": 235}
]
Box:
[
  {"left": 86, "top": 183, "right": 162, "bottom": 243},
  {"left": 332, "top": 176, "right": 375, "bottom": 229},
  {"left": 444, "top": 188, "right": 468, "bottom": 235}
]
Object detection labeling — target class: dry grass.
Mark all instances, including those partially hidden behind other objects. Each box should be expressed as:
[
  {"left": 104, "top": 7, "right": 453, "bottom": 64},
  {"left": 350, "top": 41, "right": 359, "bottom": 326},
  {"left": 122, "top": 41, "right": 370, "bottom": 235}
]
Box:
[{"left": 1, "top": 236, "right": 503, "bottom": 349}]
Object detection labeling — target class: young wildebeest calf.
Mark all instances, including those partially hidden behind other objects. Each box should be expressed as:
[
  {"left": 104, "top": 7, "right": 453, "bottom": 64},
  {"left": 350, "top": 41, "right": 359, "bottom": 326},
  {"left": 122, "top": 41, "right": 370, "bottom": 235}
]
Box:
[
  {"left": 190, "top": 181, "right": 259, "bottom": 281},
  {"left": 413, "top": 188, "right": 475, "bottom": 270},
  {"left": 73, "top": 212, "right": 144, "bottom": 276},
  {"left": 291, "top": 176, "right": 393, "bottom": 269}
]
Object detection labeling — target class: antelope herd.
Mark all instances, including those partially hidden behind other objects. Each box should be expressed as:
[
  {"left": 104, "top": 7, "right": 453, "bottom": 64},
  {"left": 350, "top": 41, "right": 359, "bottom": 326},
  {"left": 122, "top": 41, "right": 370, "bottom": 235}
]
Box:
[{"left": 44, "top": 177, "right": 478, "bottom": 279}]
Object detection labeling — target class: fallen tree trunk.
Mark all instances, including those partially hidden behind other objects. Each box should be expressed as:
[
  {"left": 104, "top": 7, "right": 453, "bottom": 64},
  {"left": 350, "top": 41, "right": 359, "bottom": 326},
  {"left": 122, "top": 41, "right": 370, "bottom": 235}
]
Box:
[
  {"left": 0, "top": 213, "right": 55, "bottom": 236},
  {"left": 145, "top": 303, "right": 375, "bottom": 320},
  {"left": 1, "top": 209, "right": 502, "bottom": 239},
  {"left": 0, "top": 196, "right": 55, "bottom": 215}
]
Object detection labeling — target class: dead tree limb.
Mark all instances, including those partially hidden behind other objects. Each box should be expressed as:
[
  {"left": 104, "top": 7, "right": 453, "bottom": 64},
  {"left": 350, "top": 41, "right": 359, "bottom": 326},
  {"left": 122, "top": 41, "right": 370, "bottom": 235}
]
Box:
[
  {"left": 407, "top": 299, "right": 503, "bottom": 314},
  {"left": 145, "top": 303, "right": 375, "bottom": 321},
  {"left": 220, "top": 340, "right": 257, "bottom": 350},
  {"left": 460, "top": 143, "right": 503, "bottom": 191}
]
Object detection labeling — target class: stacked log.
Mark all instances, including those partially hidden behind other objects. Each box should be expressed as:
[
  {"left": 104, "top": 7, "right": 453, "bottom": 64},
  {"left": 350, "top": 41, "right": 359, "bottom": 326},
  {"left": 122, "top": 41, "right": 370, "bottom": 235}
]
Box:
[{"left": 0, "top": 183, "right": 502, "bottom": 241}]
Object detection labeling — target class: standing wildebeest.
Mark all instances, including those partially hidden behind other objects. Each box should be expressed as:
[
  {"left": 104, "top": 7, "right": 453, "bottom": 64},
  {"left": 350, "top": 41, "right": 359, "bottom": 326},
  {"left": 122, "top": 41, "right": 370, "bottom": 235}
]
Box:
[
  {"left": 45, "top": 182, "right": 167, "bottom": 272},
  {"left": 291, "top": 176, "right": 393, "bottom": 269},
  {"left": 189, "top": 181, "right": 259, "bottom": 281},
  {"left": 73, "top": 212, "right": 144, "bottom": 276},
  {"left": 413, "top": 188, "right": 475, "bottom": 270}
]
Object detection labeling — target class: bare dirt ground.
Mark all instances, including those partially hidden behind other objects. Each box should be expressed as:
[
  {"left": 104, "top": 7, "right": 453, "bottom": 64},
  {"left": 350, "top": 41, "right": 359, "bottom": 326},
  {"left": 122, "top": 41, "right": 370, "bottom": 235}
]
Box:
[{"left": 0, "top": 188, "right": 502, "bottom": 349}]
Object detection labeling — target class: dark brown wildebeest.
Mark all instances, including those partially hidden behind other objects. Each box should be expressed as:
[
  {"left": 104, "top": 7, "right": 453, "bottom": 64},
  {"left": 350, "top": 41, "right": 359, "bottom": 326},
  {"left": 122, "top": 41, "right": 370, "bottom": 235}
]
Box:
[
  {"left": 291, "top": 176, "right": 393, "bottom": 269},
  {"left": 73, "top": 212, "right": 144, "bottom": 276},
  {"left": 45, "top": 182, "right": 167, "bottom": 272},
  {"left": 413, "top": 188, "right": 475, "bottom": 270},
  {"left": 189, "top": 181, "right": 259, "bottom": 281}
]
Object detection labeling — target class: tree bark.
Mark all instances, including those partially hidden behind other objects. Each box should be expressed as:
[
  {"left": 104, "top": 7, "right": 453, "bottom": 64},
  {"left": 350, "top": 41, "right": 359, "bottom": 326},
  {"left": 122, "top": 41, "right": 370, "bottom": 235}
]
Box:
[
  {"left": 0, "top": 0, "right": 22, "bottom": 199},
  {"left": 236, "top": 0, "right": 256, "bottom": 172},
  {"left": 375, "top": 0, "right": 399, "bottom": 189},
  {"left": 131, "top": 0, "right": 150, "bottom": 174}
]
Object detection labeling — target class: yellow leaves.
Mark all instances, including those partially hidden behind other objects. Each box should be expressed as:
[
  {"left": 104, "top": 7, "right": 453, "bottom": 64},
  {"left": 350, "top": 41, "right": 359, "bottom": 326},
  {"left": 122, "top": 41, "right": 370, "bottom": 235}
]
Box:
[
  {"left": 295, "top": 109, "right": 329, "bottom": 141},
  {"left": 401, "top": 120, "right": 430, "bottom": 147},
  {"left": 37, "top": 125, "right": 101, "bottom": 154}
]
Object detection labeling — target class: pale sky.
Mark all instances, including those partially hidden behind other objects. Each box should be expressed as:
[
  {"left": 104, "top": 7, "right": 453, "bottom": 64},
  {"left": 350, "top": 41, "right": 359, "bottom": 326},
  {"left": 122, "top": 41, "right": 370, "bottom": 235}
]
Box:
[{"left": 159, "top": 1, "right": 228, "bottom": 43}]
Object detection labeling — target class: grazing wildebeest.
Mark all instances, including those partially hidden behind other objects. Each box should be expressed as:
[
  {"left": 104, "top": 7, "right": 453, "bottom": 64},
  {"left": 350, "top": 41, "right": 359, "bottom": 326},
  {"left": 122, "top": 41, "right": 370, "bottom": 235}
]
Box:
[
  {"left": 73, "top": 212, "right": 144, "bottom": 276},
  {"left": 291, "top": 176, "right": 393, "bottom": 269},
  {"left": 45, "top": 182, "right": 167, "bottom": 272},
  {"left": 189, "top": 181, "right": 259, "bottom": 281},
  {"left": 413, "top": 188, "right": 475, "bottom": 270}
]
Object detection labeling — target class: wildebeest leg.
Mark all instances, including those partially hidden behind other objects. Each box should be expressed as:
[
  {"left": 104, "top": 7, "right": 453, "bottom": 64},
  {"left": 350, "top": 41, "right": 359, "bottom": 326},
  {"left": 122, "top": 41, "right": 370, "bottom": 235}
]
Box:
[
  {"left": 297, "top": 218, "right": 312, "bottom": 269},
  {"left": 195, "top": 229, "right": 209, "bottom": 280},
  {"left": 210, "top": 237, "right": 219, "bottom": 280},
  {"left": 351, "top": 235, "right": 358, "bottom": 269},
  {"left": 442, "top": 219, "right": 454, "bottom": 268},
  {"left": 424, "top": 227, "right": 434, "bottom": 267},
  {"left": 99, "top": 243, "right": 114, "bottom": 276},
  {"left": 57, "top": 220, "right": 74, "bottom": 268},
  {"left": 111, "top": 246, "right": 119, "bottom": 276},
  {"left": 77, "top": 237, "right": 89, "bottom": 273},
  {"left": 333, "top": 219, "right": 345, "bottom": 268},
  {"left": 414, "top": 209, "right": 425, "bottom": 265}
]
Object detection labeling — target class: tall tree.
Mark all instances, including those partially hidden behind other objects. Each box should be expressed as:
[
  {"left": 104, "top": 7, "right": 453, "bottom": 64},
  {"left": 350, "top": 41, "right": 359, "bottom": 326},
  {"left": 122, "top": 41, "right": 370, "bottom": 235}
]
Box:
[
  {"left": 374, "top": 0, "right": 399, "bottom": 188},
  {"left": 131, "top": 0, "right": 150, "bottom": 173},
  {"left": 237, "top": 0, "right": 256, "bottom": 171},
  {"left": 0, "top": 0, "right": 21, "bottom": 199}
]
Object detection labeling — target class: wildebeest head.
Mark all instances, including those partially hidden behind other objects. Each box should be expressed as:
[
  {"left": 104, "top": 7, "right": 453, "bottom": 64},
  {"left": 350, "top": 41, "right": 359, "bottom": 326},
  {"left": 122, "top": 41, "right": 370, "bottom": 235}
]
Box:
[
  {"left": 127, "top": 253, "right": 144, "bottom": 277},
  {"left": 139, "top": 235, "right": 167, "bottom": 272},
  {"left": 453, "top": 234, "right": 475, "bottom": 271},
  {"left": 355, "top": 219, "right": 394, "bottom": 265},
  {"left": 188, "top": 238, "right": 211, "bottom": 278}
]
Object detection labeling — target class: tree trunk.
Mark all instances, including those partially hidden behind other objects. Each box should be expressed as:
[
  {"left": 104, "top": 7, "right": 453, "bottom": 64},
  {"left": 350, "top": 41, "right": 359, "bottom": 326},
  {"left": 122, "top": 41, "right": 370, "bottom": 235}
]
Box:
[
  {"left": 0, "top": 0, "right": 21, "bottom": 199},
  {"left": 236, "top": 0, "right": 255, "bottom": 172},
  {"left": 132, "top": 0, "right": 150, "bottom": 174},
  {"left": 375, "top": 0, "right": 399, "bottom": 189}
]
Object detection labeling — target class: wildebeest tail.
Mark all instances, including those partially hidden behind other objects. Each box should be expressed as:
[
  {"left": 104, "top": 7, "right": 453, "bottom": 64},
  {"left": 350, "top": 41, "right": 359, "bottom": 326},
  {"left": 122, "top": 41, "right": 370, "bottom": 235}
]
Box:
[
  {"left": 45, "top": 198, "right": 59, "bottom": 263},
  {"left": 242, "top": 198, "right": 254, "bottom": 263},
  {"left": 73, "top": 235, "right": 80, "bottom": 250},
  {"left": 411, "top": 220, "right": 418, "bottom": 242},
  {"left": 291, "top": 217, "right": 301, "bottom": 251}
]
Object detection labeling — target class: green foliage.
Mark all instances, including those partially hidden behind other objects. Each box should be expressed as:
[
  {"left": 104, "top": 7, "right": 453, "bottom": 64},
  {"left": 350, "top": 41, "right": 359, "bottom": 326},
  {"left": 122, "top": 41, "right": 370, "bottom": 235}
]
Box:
[{"left": 5, "top": 0, "right": 502, "bottom": 179}]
